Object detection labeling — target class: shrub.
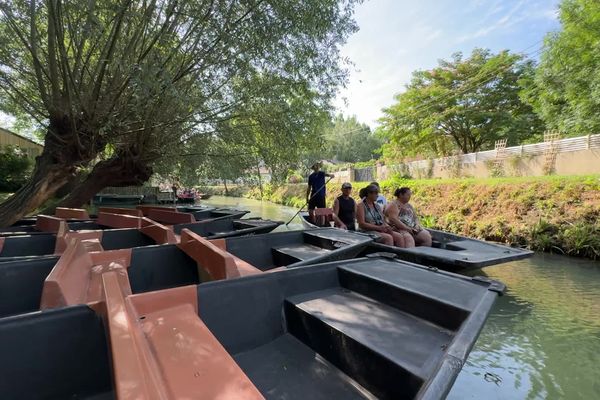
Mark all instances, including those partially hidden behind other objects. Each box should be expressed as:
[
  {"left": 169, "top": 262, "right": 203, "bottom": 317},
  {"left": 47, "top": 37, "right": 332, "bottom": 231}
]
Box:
[{"left": 0, "top": 146, "right": 32, "bottom": 192}]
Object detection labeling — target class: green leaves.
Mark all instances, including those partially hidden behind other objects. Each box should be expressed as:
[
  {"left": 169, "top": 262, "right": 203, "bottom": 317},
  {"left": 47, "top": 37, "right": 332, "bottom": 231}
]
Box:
[
  {"left": 523, "top": 0, "right": 600, "bottom": 136},
  {"left": 321, "top": 114, "right": 382, "bottom": 163},
  {"left": 379, "top": 49, "right": 545, "bottom": 159}
]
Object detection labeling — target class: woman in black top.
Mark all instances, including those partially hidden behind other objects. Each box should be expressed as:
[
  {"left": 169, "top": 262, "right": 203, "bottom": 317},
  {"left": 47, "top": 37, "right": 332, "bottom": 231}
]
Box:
[{"left": 333, "top": 182, "right": 356, "bottom": 230}]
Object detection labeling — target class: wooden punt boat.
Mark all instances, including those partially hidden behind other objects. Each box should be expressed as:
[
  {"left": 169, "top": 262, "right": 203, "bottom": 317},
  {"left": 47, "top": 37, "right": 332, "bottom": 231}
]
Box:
[
  {"left": 0, "top": 230, "right": 261, "bottom": 319},
  {"left": 173, "top": 217, "right": 282, "bottom": 237},
  {"left": 0, "top": 213, "right": 176, "bottom": 261},
  {"left": 137, "top": 205, "right": 249, "bottom": 224},
  {"left": 211, "top": 228, "right": 373, "bottom": 271},
  {"left": 93, "top": 193, "right": 144, "bottom": 205},
  {"left": 0, "top": 252, "right": 504, "bottom": 399},
  {"left": 301, "top": 212, "right": 532, "bottom": 271}
]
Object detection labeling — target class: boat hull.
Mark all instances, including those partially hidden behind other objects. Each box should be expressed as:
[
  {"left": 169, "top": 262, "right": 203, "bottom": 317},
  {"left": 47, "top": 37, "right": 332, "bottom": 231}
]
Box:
[{"left": 301, "top": 213, "right": 532, "bottom": 271}]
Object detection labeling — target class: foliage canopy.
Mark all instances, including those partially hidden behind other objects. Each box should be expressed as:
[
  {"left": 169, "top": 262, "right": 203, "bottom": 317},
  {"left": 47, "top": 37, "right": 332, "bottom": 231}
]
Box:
[{"left": 378, "top": 48, "right": 545, "bottom": 159}]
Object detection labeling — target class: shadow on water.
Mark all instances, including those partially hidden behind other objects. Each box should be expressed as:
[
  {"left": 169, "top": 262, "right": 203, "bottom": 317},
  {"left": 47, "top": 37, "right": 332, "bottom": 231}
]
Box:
[{"left": 190, "top": 197, "right": 600, "bottom": 399}]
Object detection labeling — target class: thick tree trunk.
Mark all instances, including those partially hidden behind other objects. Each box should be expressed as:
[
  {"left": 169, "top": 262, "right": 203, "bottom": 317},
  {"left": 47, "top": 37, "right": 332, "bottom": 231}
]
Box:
[
  {"left": 0, "top": 153, "right": 74, "bottom": 226},
  {"left": 57, "top": 154, "right": 153, "bottom": 208}
]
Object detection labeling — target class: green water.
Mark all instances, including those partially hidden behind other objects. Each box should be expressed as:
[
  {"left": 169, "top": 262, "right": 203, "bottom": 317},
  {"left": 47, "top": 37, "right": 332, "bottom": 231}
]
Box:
[{"left": 203, "top": 196, "right": 600, "bottom": 400}]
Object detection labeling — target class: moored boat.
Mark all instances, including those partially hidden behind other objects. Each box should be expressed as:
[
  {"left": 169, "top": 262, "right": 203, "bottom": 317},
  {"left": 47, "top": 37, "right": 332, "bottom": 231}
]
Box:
[
  {"left": 301, "top": 212, "right": 533, "bottom": 271},
  {"left": 93, "top": 193, "right": 144, "bottom": 205},
  {"left": 0, "top": 251, "right": 504, "bottom": 399},
  {"left": 173, "top": 217, "right": 283, "bottom": 237},
  {"left": 211, "top": 228, "right": 373, "bottom": 271},
  {"left": 0, "top": 213, "right": 176, "bottom": 261}
]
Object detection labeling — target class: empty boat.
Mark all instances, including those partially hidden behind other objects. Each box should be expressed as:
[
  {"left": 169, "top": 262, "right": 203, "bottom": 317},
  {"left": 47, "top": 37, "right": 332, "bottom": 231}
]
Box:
[
  {"left": 126, "top": 254, "right": 506, "bottom": 399},
  {"left": 0, "top": 214, "right": 176, "bottom": 261},
  {"left": 0, "top": 230, "right": 260, "bottom": 319},
  {"left": 211, "top": 228, "right": 373, "bottom": 271}
]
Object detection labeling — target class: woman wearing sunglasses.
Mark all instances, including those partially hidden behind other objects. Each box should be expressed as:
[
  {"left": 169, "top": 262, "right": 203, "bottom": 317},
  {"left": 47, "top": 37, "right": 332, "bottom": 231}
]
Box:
[{"left": 356, "top": 184, "right": 407, "bottom": 247}]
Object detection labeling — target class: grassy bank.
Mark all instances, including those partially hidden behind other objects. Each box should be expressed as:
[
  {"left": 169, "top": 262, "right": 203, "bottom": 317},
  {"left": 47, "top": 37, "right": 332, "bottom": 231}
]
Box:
[{"left": 244, "top": 175, "right": 600, "bottom": 260}]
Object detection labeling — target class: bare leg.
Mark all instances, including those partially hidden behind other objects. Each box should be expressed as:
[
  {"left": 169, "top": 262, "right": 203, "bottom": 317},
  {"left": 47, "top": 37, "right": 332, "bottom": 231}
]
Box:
[
  {"left": 415, "top": 229, "right": 432, "bottom": 247},
  {"left": 390, "top": 231, "right": 405, "bottom": 247},
  {"left": 309, "top": 209, "right": 316, "bottom": 224},
  {"left": 376, "top": 232, "right": 394, "bottom": 246},
  {"left": 401, "top": 231, "right": 415, "bottom": 248}
]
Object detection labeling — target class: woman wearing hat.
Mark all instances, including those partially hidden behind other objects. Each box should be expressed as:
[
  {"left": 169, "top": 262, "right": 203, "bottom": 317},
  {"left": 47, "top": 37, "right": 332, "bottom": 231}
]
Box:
[{"left": 333, "top": 182, "right": 356, "bottom": 230}]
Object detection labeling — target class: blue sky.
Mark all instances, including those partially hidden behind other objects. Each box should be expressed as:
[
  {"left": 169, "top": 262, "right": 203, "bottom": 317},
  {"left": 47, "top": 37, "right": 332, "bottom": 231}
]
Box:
[{"left": 335, "top": 0, "right": 562, "bottom": 126}]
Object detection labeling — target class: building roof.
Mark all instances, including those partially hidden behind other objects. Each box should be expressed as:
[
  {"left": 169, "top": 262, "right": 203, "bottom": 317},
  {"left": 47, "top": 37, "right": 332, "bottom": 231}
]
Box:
[{"left": 0, "top": 127, "right": 44, "bottom": 148}]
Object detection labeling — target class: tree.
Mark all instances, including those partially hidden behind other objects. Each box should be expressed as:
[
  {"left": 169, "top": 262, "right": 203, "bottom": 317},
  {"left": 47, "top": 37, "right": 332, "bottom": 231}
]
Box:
[
  {"left": 379, "top": 49, "right": 545, "bottom": 159},
  {"left": 155, "top": 72, "right": 331, "bottom": 187},
  {"left": 522, "top": 0, "right": 600, "bottom": 136},
  {"left": 322, "top": 115, "right": 381, "bottom": 163},
  {"left": 0, "top": 0, "right": 359, "bottom": 225}
]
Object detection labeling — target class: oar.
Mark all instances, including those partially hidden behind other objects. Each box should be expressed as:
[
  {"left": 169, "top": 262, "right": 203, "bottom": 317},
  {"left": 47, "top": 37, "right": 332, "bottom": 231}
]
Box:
[{"left": 285, "top": 176, "right": 333, "bottom": 226}]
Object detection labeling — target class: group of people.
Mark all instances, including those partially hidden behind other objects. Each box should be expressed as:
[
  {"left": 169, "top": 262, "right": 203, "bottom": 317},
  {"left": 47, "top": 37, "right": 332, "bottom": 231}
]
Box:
[{"left": 307, "top": 163, "right": 432, "bottom": 248}]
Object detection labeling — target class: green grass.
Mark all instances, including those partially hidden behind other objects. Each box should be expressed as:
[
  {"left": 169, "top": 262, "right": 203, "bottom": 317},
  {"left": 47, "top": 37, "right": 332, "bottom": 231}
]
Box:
[{"left": 243, "top": 174, "right": 600, "bottom": 260}]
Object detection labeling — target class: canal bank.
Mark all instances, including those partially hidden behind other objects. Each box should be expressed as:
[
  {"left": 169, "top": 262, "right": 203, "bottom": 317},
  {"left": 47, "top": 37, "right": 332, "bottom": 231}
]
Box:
[
  {"left": 207, "top": 175, "right": 600, "bottom": 260},
  {"left": 202, "top": 195, "right": 600, "bottom": 399}
]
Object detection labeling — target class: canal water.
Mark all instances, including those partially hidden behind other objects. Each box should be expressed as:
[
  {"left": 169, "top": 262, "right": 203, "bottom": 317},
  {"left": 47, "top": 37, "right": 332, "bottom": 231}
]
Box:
[{"left": 203, "top": 196, "right": 600, "bottom": 399}]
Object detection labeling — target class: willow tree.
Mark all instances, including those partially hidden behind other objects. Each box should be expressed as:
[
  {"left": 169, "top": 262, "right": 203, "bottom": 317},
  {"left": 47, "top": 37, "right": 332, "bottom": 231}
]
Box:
[{"left": 0, "top": 0, "right": 358, "bottom": 225}]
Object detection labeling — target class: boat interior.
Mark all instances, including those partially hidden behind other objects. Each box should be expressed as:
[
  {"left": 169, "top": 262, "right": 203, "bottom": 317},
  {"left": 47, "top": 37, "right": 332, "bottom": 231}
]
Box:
[
  {"left": 217, "top": 228, "right": 373, "bottom": 272},
  {"left": 196, "top": 256, "right": 504, "bottom": 399},
  {"left": 0, "top": 229, "right": 262, "bottom": 319},
  {"left": 363, "top": 229, "right": 533, "bottom": 270},
  {"left": 172, "top": 217, "right": 282, "bottom": 236}
]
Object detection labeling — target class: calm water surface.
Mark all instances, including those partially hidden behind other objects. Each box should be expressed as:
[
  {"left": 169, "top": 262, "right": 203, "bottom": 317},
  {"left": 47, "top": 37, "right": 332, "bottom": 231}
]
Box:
[{"left": 204, "top": 196, "right": 600, "bottom": 400}]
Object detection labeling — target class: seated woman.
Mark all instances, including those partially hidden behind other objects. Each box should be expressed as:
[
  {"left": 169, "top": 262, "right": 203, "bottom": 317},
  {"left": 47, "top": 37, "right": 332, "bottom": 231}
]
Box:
[
  {"left": 356, "top": 184, "right": 406, "bottom": 247},
  {"left": 385, "top": 187, "right": 432, "bottom": 247}
]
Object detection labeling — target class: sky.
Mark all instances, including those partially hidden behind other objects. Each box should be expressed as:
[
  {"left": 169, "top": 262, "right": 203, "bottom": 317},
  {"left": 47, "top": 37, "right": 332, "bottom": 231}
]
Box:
[{"left": 335, "top": 0, "right": 562, "bottom": 126}]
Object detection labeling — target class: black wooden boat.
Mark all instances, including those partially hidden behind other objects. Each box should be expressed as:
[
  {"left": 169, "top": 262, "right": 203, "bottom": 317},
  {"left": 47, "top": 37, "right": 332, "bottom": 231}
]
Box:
[
  {"left": 139, "top": 205, "right": 249, "bottom": 225},
  {"left": 363, "top": 229, "right": 533, "bottom": 271},
  {"left": 301, "top": 212, "right": 532, "bottom": 271},
  {"left": 0, "top": 251, "right": 504, "bottom": 399},
  {"left": 0, "top": 229, "right": 259, "bottom": 319},
  {"left": 143, "top": 254, "right": 505, "bottom": 399},
  {"left": 0, "top": 215, "right": 176, "bottom": 261},
  {"left": 212, "top": 228, "right": 373, "bottom": 271},
  {"left": 93, "top": 193, "right": 144, "bottom": 205},
  {"left": 173, "top": 218, "right": 282, "bottom": 237}
]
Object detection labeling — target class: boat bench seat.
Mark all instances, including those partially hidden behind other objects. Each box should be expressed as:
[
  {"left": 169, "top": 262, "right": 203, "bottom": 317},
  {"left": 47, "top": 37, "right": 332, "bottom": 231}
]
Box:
[{"left": 271, "top": 244, "right": 331, "bottom": 266}]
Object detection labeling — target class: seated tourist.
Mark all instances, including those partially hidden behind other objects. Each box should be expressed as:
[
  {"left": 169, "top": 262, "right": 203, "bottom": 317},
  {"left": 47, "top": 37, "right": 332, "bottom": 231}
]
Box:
[
  {"left": 333, "top": 182, "right": 356, "bottom": 230},
  {"left": 370, "top": 181, "right": 387, "bottom": 209},
  {"left": 356, "top": 184, "right": 406, "bottom": 247},
  {"left": 386, "top": 187, "right": 432, "bottom": 247}
]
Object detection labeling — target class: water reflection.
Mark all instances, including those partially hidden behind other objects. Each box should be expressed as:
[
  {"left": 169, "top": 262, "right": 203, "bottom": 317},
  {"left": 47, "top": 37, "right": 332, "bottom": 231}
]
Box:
[
  {"left": 201, "top": 196, "right": 305, "bottom": 232},
  {"left": 449, "top": 255, "right": 600, "bottom": 400},
  {"left": 201, "top": 197, "right": 600, "bottom": 399}
]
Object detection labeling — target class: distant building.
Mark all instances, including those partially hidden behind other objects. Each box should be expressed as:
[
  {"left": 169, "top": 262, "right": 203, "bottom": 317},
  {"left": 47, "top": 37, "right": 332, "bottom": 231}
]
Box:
[{"left": 0, "top": 127, "right": 43, "bottom": 158}]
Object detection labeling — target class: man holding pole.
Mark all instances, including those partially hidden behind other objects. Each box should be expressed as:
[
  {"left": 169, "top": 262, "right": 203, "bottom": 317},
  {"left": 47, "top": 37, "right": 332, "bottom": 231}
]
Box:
[{"left": 307, "top": 162, "right": 335, "bottom": 223}]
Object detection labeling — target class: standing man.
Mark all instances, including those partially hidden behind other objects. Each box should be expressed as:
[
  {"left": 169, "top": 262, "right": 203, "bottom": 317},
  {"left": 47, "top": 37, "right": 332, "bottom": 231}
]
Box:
[
  {"left": 307, "top": 162, "right": 334, "bottom": 223},
  {"left": 333, "top": 182, "right": 356, "bottom": 230}
]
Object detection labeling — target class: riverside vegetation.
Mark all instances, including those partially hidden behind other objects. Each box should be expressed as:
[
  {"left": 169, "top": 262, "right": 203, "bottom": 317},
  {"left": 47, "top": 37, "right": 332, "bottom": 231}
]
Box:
[{"left": 214, "top": 175, "right": 600, "bottom": 260}]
